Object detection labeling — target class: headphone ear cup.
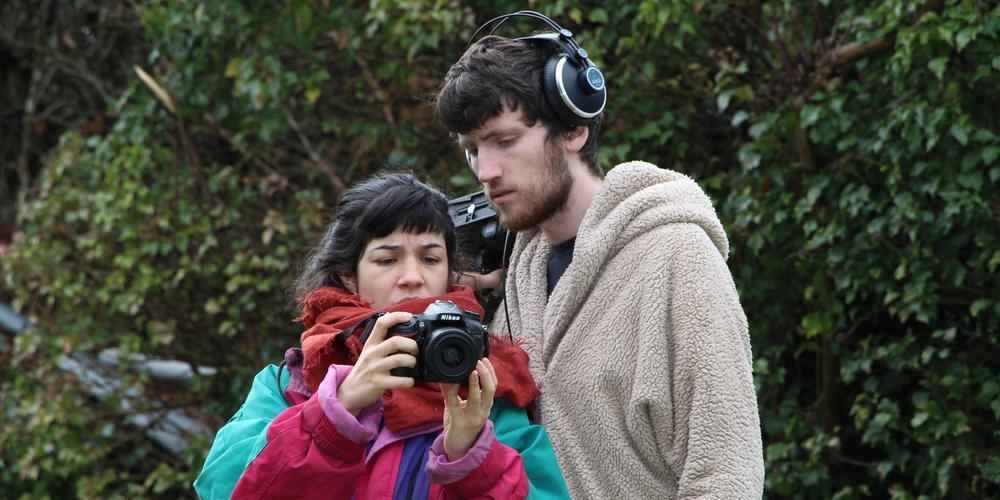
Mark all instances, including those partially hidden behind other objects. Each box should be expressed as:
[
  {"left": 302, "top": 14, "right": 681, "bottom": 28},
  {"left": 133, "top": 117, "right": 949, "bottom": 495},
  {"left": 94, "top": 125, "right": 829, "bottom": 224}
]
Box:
[
  {"left": 541, "top": 54, "right": 575, "bottom": 124},
  {"left": 543, "top": 54, "right": 607, "bottom": 124}
]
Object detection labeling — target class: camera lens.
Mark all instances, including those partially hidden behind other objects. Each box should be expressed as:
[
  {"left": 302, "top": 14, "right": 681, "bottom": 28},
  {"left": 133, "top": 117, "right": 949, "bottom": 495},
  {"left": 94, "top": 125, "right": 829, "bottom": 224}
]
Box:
[
  {"left": 442, "top": 346, "right": 462, "bottom": 367},
  {"left": 424, "top": 327, "right": 478, "bottom": 381}
]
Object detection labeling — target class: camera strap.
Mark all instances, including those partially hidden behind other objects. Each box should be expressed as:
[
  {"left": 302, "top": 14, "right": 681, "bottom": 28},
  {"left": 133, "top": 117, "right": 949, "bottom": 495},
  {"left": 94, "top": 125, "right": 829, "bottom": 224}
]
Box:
[{"left": 343, "top": 311, "right": 384, "bottom": 346}]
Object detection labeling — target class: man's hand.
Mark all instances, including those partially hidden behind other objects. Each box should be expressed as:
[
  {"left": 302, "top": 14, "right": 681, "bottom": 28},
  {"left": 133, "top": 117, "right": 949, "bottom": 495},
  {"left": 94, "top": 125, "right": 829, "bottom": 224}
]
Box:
[
  {"left": 440, "top": 358, "right": 497, "bottom": 460},
  {"left": 338, "top": 312, "right": 418, "bottom": 415},
  {"left": 457, "top": 270, "right": 503, "bottom": 290}
]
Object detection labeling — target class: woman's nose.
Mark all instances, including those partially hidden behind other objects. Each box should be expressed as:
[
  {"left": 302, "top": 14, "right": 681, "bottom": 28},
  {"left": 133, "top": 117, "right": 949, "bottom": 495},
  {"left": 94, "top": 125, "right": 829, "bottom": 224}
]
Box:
[{"left": 397, "top": 259, "right": 426, "bottom": 287}]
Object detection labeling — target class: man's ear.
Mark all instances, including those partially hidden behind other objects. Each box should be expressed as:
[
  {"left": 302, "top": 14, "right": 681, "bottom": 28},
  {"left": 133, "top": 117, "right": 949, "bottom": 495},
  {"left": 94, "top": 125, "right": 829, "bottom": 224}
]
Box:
[{"left": 564, "top": 125, "right": 589, "bottom": 154}]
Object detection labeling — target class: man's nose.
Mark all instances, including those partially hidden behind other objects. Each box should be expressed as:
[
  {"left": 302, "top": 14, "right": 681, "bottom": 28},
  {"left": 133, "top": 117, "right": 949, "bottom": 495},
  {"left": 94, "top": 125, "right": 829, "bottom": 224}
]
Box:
[{"left": 474, "top": 148, "right": 501, "bottom": 184}]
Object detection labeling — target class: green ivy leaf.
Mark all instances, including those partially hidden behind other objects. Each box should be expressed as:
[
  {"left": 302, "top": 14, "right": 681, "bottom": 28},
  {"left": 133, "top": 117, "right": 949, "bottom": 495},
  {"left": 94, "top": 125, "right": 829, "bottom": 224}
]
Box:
[
  {"left": 589, "top": 8, "right": 609, "bottom": 23},
  {"left": 956, "top": 28, "right": 975, "bottom": 51},
  {"left": 928, "top": 58, "right": 948, "bottom": 80},
  {"left": 717, "top": 89, "right": 734, "bottom": 112},
  {"left": 738, "top": 144, "right": 761, "bottom": 169},
  {"left": 801, "top": 105, "right": 822, "bottom": 128},
  {"left": 731, "top": 110, "right": 750, "bottom": 127},
  {"left": 749, "top": 121, "right": 770, "bottom": 139},
  {"left": 305, "top": 86, "right": 321, "bottom": 104},
  {"left": 982, "top": 146, "right": 1000, "bottom": 165},
  {"left": 950, "top": 125, "right": 969, "bottom": 146},
  {"left": 938, "top": 26, "right": 954, "bottom": 46},
  {"left": 971, "top": 298, "right": 992, "bottom": 317},
  {"left": 981, "top": 457, "right": 1000, "bottom": 484},
  {"left": 957, "top": 171, "right": 983, "bottom": 190}
]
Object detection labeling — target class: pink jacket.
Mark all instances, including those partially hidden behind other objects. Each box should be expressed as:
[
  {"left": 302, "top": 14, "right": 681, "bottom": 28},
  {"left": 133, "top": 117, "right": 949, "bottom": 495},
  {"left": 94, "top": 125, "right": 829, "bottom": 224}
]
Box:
[{"left": 230, "top": 364, "right": 530, "bottom": 499}]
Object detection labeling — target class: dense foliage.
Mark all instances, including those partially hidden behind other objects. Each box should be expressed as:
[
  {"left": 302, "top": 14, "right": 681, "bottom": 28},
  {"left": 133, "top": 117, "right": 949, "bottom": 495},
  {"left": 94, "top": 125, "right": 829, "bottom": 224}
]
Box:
[
  {"left": 0, "top": 1, "right": 145, "bottom": 238},
  {"left": 2, "top": 1, "right": 998, "bottom": 498}
]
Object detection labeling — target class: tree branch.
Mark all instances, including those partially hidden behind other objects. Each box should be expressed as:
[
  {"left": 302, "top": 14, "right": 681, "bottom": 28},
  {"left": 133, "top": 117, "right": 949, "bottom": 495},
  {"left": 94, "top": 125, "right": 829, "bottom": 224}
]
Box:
[
  {"left": 15, "top": 0, "right": 55, "bottom": 193},
  {"left": 200, "top": 114, "right": 282, "bottom": 176},
  {"left": 823, "top": 0, "right": 947, "bottom": 69},
  {"left": 355, "top": 53, "right": 398, "bottom": 131},
  {"left": 284, "top": 108, "right": 346, "bottom": 193},
  {"left": 0, "top": 30, "right": 114, "bottom": 106},
  {"left": 826, "top": 37, "right": 893, "bottom": 68}
]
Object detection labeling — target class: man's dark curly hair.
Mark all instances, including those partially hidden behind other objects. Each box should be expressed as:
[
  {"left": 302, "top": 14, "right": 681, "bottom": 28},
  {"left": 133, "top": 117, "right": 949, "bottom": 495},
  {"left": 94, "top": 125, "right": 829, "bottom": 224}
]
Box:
[{"left": 436, "top": 35, "right": 603, "bottom": 174}]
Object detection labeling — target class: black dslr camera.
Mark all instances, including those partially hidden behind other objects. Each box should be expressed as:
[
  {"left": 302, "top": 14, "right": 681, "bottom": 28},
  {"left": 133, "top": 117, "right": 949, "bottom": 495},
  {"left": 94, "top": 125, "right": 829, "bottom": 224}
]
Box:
[{"left": 363, "top": 300, "right": 490, "bottom": 383}]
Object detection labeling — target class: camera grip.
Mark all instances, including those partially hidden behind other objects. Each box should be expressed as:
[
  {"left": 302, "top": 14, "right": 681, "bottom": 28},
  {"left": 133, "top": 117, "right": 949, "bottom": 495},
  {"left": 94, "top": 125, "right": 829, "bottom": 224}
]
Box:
[{"left": 390, "top": 366, "right": 417, "bottom": 378}]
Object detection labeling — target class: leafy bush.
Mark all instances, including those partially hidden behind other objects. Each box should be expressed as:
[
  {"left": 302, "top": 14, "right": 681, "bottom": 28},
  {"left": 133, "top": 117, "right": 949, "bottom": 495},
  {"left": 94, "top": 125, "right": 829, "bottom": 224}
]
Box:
[
  {"left": 710, "top": 2, "right": 1000, "bottom": 498},
  {"left": 1, "top": 1, "right": 998, "bottom": 498}
]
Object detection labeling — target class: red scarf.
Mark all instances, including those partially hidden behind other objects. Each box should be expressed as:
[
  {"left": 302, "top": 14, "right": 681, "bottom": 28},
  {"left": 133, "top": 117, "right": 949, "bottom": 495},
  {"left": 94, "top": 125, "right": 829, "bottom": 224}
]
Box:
[{"left": 298, "top": 285, "right": 539, "bottom": 432}]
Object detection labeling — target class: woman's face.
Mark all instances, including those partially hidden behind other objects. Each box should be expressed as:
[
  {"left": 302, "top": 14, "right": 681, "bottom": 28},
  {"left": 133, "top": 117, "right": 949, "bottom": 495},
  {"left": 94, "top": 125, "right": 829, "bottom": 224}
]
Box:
[{"left": 350, "top": 229, "right": 449, "bottom": 309}]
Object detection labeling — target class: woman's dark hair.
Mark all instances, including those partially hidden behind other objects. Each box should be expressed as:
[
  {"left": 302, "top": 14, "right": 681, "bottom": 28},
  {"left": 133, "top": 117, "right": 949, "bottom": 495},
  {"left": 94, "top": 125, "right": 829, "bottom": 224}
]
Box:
[
  {"left": 436, "top": 35, "right": 602, "bottom": 174},
  {"left": 293, "top": 173, "right": 457, "bottom": 308}
]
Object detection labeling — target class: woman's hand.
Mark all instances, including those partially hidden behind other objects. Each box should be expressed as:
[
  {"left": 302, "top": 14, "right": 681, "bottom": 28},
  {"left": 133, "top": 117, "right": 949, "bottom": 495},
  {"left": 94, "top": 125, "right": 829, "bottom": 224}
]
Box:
[
  {"left": 338, "top": 312, "right": 418, "bottom": 415},
  {"left": 440, "top": 358, "right": 497, "bottom": 460}
]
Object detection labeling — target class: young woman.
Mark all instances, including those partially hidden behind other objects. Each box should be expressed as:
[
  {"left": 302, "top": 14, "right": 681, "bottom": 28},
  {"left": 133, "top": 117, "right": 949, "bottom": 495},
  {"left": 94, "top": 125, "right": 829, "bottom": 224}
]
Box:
[{"left": 194, "top": 173, "right": 569, "bottom": 499}]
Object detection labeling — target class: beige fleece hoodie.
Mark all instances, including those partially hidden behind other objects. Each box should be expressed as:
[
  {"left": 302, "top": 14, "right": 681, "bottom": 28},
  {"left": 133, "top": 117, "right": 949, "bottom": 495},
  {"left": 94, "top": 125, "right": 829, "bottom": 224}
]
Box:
[{"left": 494, "top": 161, "right": 764, "bottom": 499}]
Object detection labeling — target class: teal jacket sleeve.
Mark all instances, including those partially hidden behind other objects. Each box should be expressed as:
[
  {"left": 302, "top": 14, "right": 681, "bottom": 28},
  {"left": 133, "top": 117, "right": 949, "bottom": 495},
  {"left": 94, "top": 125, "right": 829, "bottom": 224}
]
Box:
[
  {"left": 193, "top": 364, "right": 289, "bottom": 500},
  {"left": 490, "top": 399, "right": 571, "bottom": 499}
]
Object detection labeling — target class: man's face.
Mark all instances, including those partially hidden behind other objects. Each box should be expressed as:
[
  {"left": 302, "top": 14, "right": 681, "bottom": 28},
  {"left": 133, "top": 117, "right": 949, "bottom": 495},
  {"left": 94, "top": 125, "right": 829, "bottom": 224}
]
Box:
[{"left": 458, "top": 107, "right": 572, "bottom": 231}]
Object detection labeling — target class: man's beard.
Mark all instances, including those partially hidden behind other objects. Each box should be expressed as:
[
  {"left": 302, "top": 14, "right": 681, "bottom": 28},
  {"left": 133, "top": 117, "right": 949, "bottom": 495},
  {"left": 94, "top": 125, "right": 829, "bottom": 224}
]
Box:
[{"left": 499, "top": 143, "right": 573, "bottom": 232}]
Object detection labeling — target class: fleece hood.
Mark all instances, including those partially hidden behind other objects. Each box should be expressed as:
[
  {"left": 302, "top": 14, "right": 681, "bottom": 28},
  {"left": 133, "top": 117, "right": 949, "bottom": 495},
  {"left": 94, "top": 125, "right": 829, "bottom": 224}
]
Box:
[{"left": 578, "top": 161, "right": 729, "bottom": 262}]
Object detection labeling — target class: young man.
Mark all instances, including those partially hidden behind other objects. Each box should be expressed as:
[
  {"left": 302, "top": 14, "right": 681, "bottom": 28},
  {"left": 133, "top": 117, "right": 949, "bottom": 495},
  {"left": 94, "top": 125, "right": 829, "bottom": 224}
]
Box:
[{"left": 436, "top": 32, "right": 764, "bottom": 499}]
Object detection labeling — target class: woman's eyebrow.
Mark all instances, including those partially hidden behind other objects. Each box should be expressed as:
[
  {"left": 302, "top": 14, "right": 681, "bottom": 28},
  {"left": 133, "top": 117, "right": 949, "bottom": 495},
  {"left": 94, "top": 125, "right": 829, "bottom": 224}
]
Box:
[{"left": 368, "top": 243, "right": 443, "bottom": 252}]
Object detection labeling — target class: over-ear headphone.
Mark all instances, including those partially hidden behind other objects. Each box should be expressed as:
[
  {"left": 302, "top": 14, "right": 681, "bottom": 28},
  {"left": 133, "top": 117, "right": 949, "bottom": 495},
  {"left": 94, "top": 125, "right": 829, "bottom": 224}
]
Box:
[{"left": 468, "top": 10, "right": 607, "bottom": 126}]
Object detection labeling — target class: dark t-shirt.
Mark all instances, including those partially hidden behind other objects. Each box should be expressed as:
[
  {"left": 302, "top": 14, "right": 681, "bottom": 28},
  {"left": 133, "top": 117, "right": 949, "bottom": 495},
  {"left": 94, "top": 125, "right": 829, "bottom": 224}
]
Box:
[{"left": 546, "top": 237, "right": 576, "bottom": 296}]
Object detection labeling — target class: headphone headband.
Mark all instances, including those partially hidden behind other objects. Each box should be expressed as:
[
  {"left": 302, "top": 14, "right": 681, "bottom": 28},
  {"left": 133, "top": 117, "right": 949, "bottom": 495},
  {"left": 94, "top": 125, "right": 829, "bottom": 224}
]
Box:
[{"left": 467, "top": 10, "right": 589, "bottom": 67}]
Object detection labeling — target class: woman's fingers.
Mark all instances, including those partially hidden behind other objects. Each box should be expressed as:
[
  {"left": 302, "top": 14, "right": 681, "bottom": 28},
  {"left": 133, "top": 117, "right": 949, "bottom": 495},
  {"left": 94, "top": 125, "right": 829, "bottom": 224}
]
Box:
[
  {"left": 379, "top": 374, "right": 416, "bottom": 390},
  {"left": 373, "top": 352, "right": 417, "bottom": 372},
  {"left": 479, "top": 358, "right": 496, "bottom": 385},
  {"left": 370, "top": 334, "right": 419, "bottom": 358},
  {"left": 441, "top": 382, "right": 461, "bottom": 409},
  {"left": 479, "top": 359, "right": 497, "bottom": 408},
  {"left": 364, "top": 311, "right": 413, "bottom": 348},
  {"left": 467, "top": 365, "right": 481, "bottom": 409}
]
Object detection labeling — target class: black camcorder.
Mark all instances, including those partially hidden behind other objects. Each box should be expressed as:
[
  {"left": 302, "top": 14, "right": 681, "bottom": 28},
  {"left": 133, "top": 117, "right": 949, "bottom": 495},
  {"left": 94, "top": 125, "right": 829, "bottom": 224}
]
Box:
[
  {"left": 447, "top": 190, "right": 512, "bottom": 324},
  {"left": 361, "top": 300, "right": 490, "bottom": 383},
  {"left": 447, "top": 190, "right": 512, "bottom": 274}
]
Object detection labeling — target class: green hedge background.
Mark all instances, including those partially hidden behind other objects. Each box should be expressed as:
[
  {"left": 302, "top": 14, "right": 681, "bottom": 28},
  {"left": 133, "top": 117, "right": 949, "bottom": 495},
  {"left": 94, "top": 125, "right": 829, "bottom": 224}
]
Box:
[{"left": 1, "top": 1, "right": 998, "bottom": 498}]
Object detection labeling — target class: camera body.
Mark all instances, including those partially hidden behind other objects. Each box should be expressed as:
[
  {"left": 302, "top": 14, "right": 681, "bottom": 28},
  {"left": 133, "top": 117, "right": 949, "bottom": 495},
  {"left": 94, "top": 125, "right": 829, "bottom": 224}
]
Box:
[
  {"left": 448, "top": 190, "right": 511, "bottom": 273},
  {"left": 383, "top": 300, "right": 490, "bottom": 383}
]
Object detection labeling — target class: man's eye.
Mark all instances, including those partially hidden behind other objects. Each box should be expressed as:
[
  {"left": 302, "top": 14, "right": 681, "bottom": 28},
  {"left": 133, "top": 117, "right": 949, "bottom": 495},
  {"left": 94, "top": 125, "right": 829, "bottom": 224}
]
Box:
[
  {"left": 498, "top": 138, "right": 515, "bottom": 148},
  {"left": 374, "top": 258, "right": 395, "bottom": 266},
  {"left": 423, "top": 256, "right": 442, "bottom": 265}
]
